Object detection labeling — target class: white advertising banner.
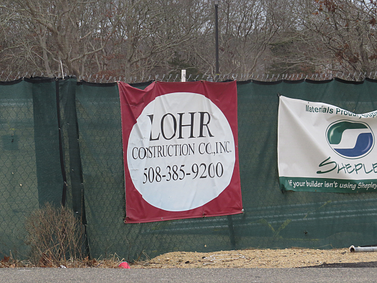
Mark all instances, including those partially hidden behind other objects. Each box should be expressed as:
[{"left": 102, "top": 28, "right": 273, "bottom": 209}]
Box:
[{"left": 278, "top": 95, "right": 377, "bottom": 193}]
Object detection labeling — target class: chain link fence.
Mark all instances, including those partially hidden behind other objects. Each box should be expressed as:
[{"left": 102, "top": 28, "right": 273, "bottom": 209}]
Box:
[{"left": 1, "top": 76, "right": 377, "bottom": 262}]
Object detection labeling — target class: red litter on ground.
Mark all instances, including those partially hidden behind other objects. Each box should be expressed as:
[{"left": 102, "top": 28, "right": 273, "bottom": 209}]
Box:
[{"left": 119, "top": 262, "right": 131, "bottom": 269}]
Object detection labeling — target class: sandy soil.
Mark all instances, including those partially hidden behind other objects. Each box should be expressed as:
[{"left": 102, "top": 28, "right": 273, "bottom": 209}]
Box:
[{"left": 131, "top": 248, "right": 377, "bottom": 268}]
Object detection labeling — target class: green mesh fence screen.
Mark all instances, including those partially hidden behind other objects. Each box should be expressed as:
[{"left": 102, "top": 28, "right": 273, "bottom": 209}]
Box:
[
  {"left": 0, "top": 78, "right": 63, "bottom": 259},
  {"left": 2, "top": 77, "right": 377, "bottom": 261}
]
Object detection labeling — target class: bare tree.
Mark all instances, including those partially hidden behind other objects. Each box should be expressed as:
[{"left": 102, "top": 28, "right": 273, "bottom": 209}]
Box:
[
  {"left": 15, "top": 0, "right": 117, "bottom": 77},
  {"left": 97, "top": 0, "right": 211, "bottom": 79},
  {"left": 184, "top": 0, "right": 298, "bottom": 77},
  {"left": 3, "top": 0, "right": 377, "bottom": 80},
  {"left": 290, "top": 0, "right": 377, "bottom": 77}
]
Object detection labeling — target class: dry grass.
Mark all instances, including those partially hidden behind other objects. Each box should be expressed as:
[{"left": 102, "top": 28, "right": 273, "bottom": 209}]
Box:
[
  {"left": 0, "top": 253, "right": 125, "bottom": 268},
  {"left": 2, "top": 248, "right": 377, "bottom": 268},
  {"left": 2, "top": 204, "right": 375, "bottom": 269},
  {"left": 131, "top": 248, "right": 377, "bottom": 269}
]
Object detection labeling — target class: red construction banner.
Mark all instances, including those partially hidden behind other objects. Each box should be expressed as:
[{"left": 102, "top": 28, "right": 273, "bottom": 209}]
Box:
[{"left": 118, "top": 81, "right": 243, "bottom": 223}]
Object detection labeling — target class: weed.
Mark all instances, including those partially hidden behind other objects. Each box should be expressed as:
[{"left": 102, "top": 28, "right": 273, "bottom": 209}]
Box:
[{"left": 25, "top": 203, "right": 85, "bottom": 267}]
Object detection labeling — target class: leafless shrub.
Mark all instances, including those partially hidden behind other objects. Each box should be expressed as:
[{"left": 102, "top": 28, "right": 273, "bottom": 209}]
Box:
[{"left": 25, "top": 203, "right": 85, "bottom": 267}]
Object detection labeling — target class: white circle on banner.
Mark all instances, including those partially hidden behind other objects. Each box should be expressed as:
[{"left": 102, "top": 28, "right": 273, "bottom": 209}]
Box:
[{"left": 127, "top": 92, "right": 235, "bottom": 211}]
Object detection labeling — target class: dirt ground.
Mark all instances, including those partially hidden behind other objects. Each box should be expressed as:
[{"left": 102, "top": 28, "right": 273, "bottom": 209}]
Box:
[{"left": 131, "top": 248, "right": 377, "bottom": 268}]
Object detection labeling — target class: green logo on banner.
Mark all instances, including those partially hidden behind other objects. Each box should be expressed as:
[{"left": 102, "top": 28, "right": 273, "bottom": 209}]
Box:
[{"left": 326, "top": 120, "right": 374, "bottom": 159}]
